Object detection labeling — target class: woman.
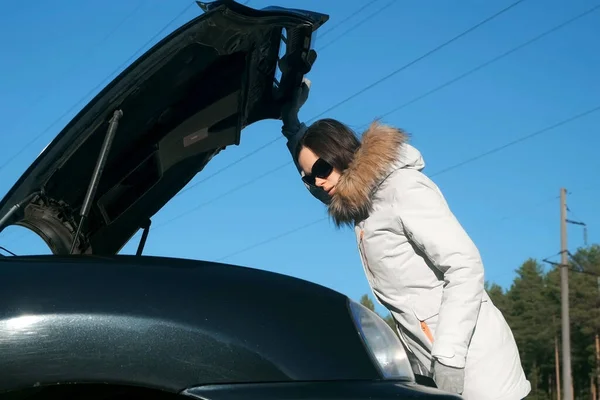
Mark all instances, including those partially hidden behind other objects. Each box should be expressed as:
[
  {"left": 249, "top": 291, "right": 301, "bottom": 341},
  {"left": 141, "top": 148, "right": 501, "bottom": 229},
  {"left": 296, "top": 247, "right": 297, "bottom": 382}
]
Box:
[{"left": 280, "top": 80, "right": 531, "bottom": 400}]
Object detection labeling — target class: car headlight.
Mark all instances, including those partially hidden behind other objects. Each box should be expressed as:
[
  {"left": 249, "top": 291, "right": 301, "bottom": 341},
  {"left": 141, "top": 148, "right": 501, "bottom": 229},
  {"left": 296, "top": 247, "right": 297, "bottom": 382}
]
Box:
[{"left": 348, "top": 299, "right": 415, "bottom": 381}]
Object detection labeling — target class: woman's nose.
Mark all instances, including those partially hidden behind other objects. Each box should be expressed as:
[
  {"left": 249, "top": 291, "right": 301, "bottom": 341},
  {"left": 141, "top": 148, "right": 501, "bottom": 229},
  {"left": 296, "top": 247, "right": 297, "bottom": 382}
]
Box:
[{"left": 315, "top": 177, "right": 327, "bottom": 187}]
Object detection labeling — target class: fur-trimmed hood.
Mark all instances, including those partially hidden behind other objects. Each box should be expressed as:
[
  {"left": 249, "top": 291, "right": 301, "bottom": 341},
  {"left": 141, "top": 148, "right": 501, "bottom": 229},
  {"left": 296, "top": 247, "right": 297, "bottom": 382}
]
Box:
[{"left": 328, "top": 121, "right": 424, "bottom": 226}]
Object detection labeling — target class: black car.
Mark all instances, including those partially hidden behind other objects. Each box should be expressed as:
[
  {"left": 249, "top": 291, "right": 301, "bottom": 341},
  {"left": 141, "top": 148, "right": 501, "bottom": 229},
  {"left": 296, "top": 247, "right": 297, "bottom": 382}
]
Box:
[{"left": 0, "top": 1, "right": 461, "bottom": 399}]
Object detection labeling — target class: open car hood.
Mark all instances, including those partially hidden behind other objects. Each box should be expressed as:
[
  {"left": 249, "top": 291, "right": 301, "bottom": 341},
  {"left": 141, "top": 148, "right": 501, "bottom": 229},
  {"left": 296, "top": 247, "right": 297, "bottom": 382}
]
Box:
[{"left": 0, "top": 0, "right": 328, "bottom": 255}]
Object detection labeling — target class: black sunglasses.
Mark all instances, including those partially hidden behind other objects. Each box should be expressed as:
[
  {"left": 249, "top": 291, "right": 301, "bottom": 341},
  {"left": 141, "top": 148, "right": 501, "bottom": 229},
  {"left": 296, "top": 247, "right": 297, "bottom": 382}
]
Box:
[{"left": 302, "top": 158, "right": 333, "bottom": 186}]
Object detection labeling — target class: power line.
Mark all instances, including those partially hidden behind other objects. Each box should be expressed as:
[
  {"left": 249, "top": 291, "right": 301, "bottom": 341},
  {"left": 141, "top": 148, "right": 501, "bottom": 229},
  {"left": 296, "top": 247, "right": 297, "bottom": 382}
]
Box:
[
  {"left": 307, "top": 0, "right": 526, "bottom": 122},
  {"left": 316, "top": 0, "right": 383, "bottom": 39},
  {"left": 542, "top": 251, "right": 562, "bottom": 262},
  {"left": 1, "top": 0, "right": 392, "bottom": 189},
  {"left": 153, "top": 4, "right": 599, "bottom": 235},
  {"left": 175, "top": 136, "right": 282, "bottom": 197},
  {"left": 317, "top": 0, "right": 397, "bottom": 52},
  {"left": 172, "top": 0, "right": 526, "bottom": 193},
  {"left": 160, "top": 121, "right": 577, "bottom": 241},
  {"left": 214, "top": 104, "right": 600, "bottom": 261},
  {"left": 567, "top": 251, "right": 597, "bottom": 276},
  {"left": 566, "top": 205, "right": 585, "bottom": 224},
  {"left": 363, "top": 2, "right": 600, "bottom": 129},
  {"left": 0, "top": 2, "right": 197, "bottom": 174},
  {"left": 174, "top": 1, "right": 406, "bottom": 197},
  {"left": 429, "top": 105, "right": 600, "bottom": 177},
  {"left": 215, "top": 217, "right": 328, "bottom": 262},
  {"left": 9, "top": 1, "right": 146, "bottom": 126},
  {"left": 570, "top": 185, "right": 599, "bottom": 196},
  {"left": 10, "top": 1, "right": 593, "bottom": 258},
  {"left": 4, "top": 0, "right": 418, "bottom": 246},
  {"left": 153, "top": 161, "right": 290, "bottom": 230},
  {"left": 171, "top": 185, "right": 558, "bottom": 241},
  {"left": 498, "top": 196, "right": 559, "bottom": 222},
  {"left": 173, "top": 1, "right": 594, "bottom": 203},
  {"left": 13, "top": 0, "right": 584, "bottom": 249},
  {"left": 543, "top": 252, "right": 599, "bottom": 277},
  {"left": 566, "top": 205, "right": 589, "bottom": 246}
]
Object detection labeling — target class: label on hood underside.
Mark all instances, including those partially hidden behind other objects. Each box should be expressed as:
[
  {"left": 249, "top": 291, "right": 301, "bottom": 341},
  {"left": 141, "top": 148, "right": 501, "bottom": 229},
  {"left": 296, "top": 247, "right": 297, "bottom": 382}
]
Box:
[{"left": 183, "top": 129, "right": 209, "bottom": 147}]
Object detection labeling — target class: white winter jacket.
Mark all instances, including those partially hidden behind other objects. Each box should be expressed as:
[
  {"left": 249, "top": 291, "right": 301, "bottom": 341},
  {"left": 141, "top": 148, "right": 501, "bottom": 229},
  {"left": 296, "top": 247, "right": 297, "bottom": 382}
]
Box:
[{"left": 321, "top": 122, "right": 531, "bottom": 400}]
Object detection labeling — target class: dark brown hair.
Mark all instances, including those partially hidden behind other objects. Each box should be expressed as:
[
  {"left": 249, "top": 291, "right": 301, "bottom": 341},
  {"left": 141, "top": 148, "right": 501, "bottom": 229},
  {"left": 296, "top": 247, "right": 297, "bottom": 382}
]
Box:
[{"left": 295, "top": 118, "right": 361, "bottom": 172}]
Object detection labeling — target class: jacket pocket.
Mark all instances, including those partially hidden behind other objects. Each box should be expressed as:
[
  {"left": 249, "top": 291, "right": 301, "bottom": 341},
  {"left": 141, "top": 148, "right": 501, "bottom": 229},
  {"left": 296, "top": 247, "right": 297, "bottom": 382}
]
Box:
[{"left": 410, "top": 286, "right": 443, "bottom": 345}]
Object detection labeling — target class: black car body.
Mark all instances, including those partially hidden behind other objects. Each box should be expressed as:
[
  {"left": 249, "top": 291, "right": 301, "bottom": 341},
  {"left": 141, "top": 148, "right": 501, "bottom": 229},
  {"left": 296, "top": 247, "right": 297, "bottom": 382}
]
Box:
[{"left": 0, "top": 1, "right": 462, "bottom": 399}]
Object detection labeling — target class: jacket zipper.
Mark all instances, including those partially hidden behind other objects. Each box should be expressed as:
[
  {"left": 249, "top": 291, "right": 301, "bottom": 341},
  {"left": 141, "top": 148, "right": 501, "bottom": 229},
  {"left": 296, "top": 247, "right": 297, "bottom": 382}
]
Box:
[
  {"left": 420, "top": 321, "right": 434, "bottom": 344},
  {"left": 358, "top": 229, "right": 374, "bottom": 288}
]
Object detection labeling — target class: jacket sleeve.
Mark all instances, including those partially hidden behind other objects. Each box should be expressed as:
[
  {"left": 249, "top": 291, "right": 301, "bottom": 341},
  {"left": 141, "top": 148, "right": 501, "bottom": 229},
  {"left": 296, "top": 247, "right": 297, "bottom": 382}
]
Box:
[
  {"left": 392, "top": 170, "right": 484, "bottom": 369},
  {"left": 282, "top": 122, "right": 331, "bottom": 205}
]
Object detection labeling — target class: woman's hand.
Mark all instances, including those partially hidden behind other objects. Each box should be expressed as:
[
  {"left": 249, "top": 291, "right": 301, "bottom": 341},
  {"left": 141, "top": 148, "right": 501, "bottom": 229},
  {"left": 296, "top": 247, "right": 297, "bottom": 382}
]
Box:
[
  {"left": 279, "top": 78, "right": 330, "bottom": 205},
  {"left": 433, "top": 360, "right": 465, "bottom": 394},
  {"left": 281, "top": 78, "right": 311, "bottom": 136}
]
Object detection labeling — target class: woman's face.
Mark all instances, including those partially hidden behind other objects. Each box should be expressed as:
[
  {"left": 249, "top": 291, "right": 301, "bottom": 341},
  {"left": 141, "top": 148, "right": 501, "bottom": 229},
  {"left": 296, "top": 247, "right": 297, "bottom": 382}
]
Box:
[{"left": 298, "top": 146, "right": 341, "bottom": 196}]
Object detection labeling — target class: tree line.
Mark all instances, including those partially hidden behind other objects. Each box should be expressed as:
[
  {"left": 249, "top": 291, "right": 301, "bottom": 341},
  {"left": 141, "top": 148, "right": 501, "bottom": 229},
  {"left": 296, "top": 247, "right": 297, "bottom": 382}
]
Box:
[{"left": 359, "top": 243, "right": 600, "bottom": 400}]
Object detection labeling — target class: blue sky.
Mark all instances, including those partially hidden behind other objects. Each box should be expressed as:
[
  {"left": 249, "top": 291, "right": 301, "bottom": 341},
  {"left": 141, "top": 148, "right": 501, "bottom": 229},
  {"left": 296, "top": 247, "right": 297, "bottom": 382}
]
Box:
[{"left": 1, "top": 0, "right": 598, "bottom": 315}]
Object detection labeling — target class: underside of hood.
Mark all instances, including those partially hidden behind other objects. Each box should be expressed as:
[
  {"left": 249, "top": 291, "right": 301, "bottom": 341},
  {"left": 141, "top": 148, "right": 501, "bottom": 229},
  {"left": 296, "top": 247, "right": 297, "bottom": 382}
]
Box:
[{"left": 0, "top": 0, "right": 328, "bottom": 255}]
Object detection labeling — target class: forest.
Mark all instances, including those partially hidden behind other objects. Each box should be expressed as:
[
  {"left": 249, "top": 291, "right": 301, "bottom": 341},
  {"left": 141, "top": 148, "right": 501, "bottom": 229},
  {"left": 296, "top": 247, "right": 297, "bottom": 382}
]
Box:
[{"left": 359, "top": 244, "right": 600, "bottom": 400}]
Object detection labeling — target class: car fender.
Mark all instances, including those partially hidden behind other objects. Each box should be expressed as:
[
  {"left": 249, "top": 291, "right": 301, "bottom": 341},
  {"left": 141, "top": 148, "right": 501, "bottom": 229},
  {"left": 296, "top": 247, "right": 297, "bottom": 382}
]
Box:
[{"left": 0, "top": 255, "right": 380, "bottom": 392}]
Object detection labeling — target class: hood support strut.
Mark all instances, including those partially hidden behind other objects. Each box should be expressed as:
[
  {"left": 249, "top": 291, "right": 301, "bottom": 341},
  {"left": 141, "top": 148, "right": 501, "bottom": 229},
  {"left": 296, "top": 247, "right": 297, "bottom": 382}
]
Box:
[
  {"left": 136, "top": 219, "right": 151, "bottom": 256},
  {"left": 70, "top": 109, "right": 124, "bottom": 254}
]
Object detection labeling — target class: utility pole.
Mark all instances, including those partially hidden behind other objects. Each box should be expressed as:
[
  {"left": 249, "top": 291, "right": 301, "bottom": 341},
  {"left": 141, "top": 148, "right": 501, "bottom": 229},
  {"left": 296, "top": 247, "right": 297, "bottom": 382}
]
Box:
[
  {"left": 596, "top": 276, "right": 600, "bottom": 400},
  {"left": 560, "top": 187, "right": 573, "bottom": 400},
  {"left": 555, "top": 315, "right": 561, "bottom": 400},
  {"left": 594, "top": 333, "right": 600, "bottom": 400}
]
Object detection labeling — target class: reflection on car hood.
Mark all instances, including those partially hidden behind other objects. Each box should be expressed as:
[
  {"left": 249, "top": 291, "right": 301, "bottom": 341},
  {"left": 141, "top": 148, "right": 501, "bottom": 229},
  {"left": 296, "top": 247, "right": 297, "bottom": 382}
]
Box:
[{"left": 0, "top": 0, "right": 328, "bottom": 256}]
